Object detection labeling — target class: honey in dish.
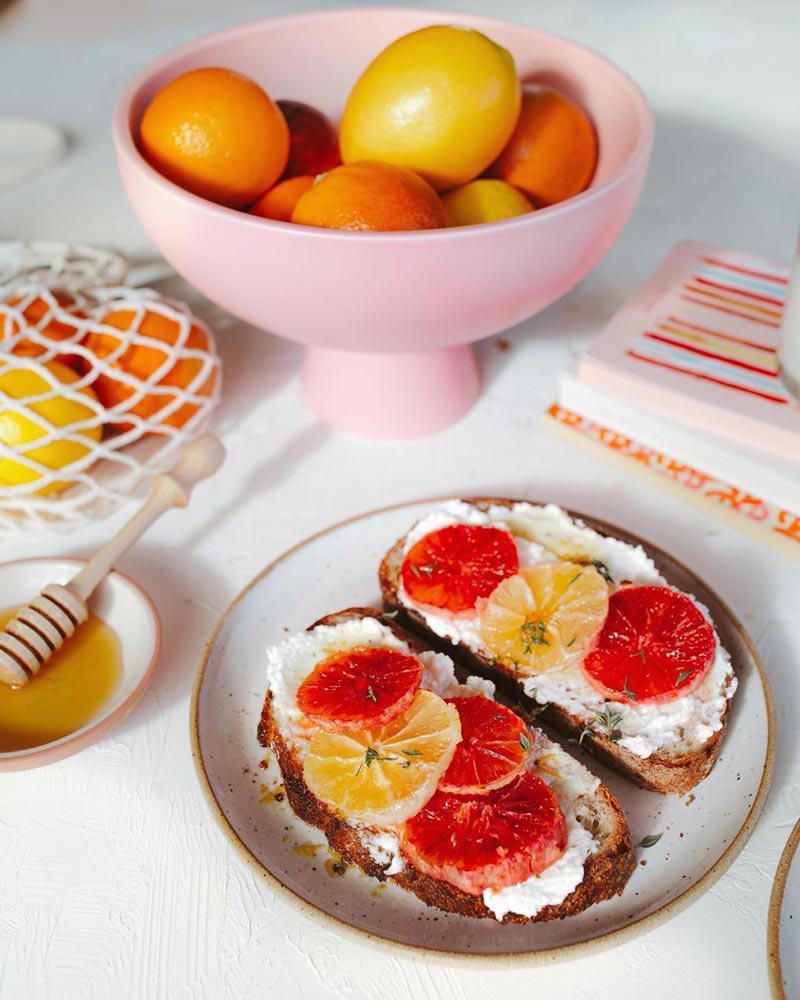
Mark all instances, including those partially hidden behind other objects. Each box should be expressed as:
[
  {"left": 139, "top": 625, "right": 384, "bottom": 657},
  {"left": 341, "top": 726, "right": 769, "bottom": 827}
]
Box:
[{"left": 0, "top": 606, "right": 122, "bottom": 752}]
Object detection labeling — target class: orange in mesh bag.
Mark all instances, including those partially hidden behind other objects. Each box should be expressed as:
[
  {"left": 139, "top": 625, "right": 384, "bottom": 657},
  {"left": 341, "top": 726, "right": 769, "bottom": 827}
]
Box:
[
  {"left": 0, "top": 289, "right": 88, "bottom": 370},
  {"left": 82, "top": 302, "right": 217, "bottom": 432}
]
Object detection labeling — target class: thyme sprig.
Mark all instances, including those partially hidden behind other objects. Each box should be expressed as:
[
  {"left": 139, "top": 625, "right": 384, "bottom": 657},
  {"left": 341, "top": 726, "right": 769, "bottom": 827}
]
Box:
[
  {"left": 595, "top": 704, "right": 624, "bottom": 741},
  {"left": 512, "top": 695, "right": 548, "bottom": 724},
  {"left": 520, "top": 619, "right": 549, "bottom": 653},
  {"left": 575, "top": 703, "right": 625, "bottom": 745},
  {"left": 356, "top": 746, "right": 398, "bottom": 776},
  {"left": 591, "top": 559, "right": 614, "bottom": 584},
  {"left": 400, "top": 748, "right": 422, "bottom": 768}
]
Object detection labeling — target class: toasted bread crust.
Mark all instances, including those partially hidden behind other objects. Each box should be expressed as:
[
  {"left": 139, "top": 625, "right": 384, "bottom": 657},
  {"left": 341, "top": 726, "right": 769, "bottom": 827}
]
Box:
[
  {"left": 378, "top": 498, "right": 733, "bottom": 796},
  {"left": 259, "top": 608, "right": 634, "bottom": 923}
]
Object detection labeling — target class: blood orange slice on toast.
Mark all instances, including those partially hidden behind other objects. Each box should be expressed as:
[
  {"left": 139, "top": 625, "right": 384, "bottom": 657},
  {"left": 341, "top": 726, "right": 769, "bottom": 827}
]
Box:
[
  {"left": 297, "top": 646, "right": 422, "bottom": 731},
  {"left": 582, "top": 585, "right": 716, "bottom": 704},
  {"left": 439, "top": 696, "right": 528, "bottom": 795},
  {"left": 402, "top": 771, "right": 567, "bottom": 895},
  {"left": 401, "top": 524, "right": 519, "bottom": 614}
]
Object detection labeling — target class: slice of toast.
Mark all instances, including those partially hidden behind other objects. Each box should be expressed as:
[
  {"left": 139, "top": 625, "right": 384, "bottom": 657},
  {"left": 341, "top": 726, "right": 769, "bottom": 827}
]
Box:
[
  {"left": 379, "top": 499, "right": 738, "bottom": 795},
  {"left": 259, "top": 607, "right": 634, "bottom": 923}
]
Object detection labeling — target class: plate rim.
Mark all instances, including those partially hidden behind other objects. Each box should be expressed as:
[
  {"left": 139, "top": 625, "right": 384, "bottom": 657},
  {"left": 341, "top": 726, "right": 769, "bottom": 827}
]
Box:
[
  {"left": 0, "top": 556, "right": 163, "bottom": 772},
  {"left": 190, "top": 496, "right": 776, "bottom": 965},
  {"left": 767, "top": 815, "right": 800, "bottom": 999}
]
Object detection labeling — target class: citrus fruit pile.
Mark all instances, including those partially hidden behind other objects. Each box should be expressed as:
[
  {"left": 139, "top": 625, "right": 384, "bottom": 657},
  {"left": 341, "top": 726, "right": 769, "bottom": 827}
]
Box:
[
  {"left": 295, "top": 641, "right": 568, "bottom": 893},
  {"left": 138, "top": 25, "right": 598, "bottom": 231},
  {"left": 400, "top": 523, "right": 717, "bottom": 704},
  {"left": 0, "top": 285, "right": 219, "bottom": 498}
]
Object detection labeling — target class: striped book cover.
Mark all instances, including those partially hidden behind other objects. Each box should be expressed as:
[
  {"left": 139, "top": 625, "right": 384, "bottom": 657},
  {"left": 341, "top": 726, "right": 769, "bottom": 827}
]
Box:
[
  {"left": 579, "top": 240, "right": 799, "bottom": 459},
  {"left": 545, "top": 403, "right": 800, "bottom": 558}
]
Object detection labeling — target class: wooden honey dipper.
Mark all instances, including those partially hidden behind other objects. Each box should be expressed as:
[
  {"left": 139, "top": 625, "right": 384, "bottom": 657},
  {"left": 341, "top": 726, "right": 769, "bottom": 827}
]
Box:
[{"left": 0, "top": 434, "right": 225, "bottom": 687}]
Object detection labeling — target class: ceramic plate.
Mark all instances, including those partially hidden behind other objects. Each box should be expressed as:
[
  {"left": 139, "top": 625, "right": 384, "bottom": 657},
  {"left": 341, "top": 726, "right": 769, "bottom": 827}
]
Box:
[
  {"left": 768, "top": 818, "right": 800, "bottom": 998},
  {"left": 0, "top": 558, "right": 161, "bottom": 771},
  {"left": 191, "top": 499, "right": 774, "bottom": 962}
]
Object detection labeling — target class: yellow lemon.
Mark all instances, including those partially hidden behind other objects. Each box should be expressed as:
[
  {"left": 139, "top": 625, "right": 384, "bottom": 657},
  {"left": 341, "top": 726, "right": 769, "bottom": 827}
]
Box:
[
  {"left": 0, "top": 359, "right": 102, "bottom": 495},
  {"left": 443, "top": 178, "right": 533, "bottom": 227},
  {"left": 340, "top": 25, "right": 521, "bottom": 191}
]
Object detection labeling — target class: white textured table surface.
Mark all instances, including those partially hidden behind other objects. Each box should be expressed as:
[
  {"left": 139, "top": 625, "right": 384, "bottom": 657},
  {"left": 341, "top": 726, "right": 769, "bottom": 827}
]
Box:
[{"left": 1, "top": 2, "right": 798, "bottom": 998}]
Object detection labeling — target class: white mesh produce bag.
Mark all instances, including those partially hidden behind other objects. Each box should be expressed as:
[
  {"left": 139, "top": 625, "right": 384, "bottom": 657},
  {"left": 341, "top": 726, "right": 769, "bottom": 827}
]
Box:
[
  {"left": 0, "top": 241, "right": 128, "bottom": 293},
  {"left": 0, "top": 243, "right": 221, "bottom": 534}
]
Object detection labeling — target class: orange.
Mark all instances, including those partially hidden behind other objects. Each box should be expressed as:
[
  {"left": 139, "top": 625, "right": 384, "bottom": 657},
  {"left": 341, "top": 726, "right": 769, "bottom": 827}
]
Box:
[
  {"left": 302, "top": 689, "right": 461, "bottom": 825},
  {"left": 479, "top": 562, "right": 608, "bottom": 675},
  {"left": 340, "top": 25, "right": 521, "bottom": 191},
  {"left": 251, "top": 175, "right": 314, "bottom": 222},
  {"left": 82, "top": 306, "right": 216, "bottom": 431},
  {"left": 291, "top": 161, "right": 446, "bottom": 232},
  {"left": 139, "top": 67, "right": 289, "bottom": 209},
  {"left": 0, "top": 292, "right": 85, "bottom": 369},
  {"left": 490, "top": 86, "right": 598, "bottom": 207}
]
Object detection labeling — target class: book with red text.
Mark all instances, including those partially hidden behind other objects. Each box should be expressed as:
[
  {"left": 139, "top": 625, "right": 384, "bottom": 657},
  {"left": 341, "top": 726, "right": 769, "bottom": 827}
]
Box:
[
  {"left": 544, "top": 403, "right": 800, "bottom": 558},
  {"left": 578, "top": 240, "right": 800, "bottom": 460}
]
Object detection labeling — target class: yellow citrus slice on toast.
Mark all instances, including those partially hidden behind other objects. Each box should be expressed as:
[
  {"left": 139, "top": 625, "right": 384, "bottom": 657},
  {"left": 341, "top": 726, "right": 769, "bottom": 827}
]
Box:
[
  {"left": 479, "top": 562, "right": 608, "bottom": 675},
  {"left": 303, "top": 689, "right": 461, "bottom": 825}
]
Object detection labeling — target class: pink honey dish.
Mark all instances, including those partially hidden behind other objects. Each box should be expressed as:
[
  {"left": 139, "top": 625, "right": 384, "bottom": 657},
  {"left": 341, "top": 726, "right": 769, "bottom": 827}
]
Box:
[{"left": 112, "top": 9, "right": 653, "bottom": 438}]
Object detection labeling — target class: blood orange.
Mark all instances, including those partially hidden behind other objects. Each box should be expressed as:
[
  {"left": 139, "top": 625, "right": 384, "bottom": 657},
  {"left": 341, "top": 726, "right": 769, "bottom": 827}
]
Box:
[
  {"left": 297, "top": 646, "right": 422, "bottom": 731},
  {"left": 401, "top": 524, "right": 519, "bottom": 614},
  {"left": 402, "top": 771, "right": 567, "bottom": 895},
  {"left": 582, "top": 585, "right": 716, "bottom": 704},
  {"left": 439, "top": 696, "right": 528, "bottom": 794}
]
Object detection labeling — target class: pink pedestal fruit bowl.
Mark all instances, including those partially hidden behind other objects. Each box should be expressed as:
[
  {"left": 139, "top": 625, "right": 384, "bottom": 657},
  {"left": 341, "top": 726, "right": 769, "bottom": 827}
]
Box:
[{"left": 113, "top": 8, "right": 654, "bottom": 438}]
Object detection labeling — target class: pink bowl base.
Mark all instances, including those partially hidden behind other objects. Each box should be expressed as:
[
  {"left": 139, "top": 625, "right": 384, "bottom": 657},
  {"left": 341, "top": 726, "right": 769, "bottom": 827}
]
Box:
[{"left": 301, "top": 343, "right": 481, "bottom": 437}]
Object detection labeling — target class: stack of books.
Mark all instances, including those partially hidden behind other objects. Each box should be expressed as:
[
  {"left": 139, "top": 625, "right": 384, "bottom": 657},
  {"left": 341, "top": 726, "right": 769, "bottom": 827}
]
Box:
[{"left": 546, "top": 240, "right": 800, "bottom": 557}]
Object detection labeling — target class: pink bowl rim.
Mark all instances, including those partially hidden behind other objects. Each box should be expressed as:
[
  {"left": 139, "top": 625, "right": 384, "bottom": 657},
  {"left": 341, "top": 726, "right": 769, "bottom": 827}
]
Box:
[
  {"left": 112, "top": 6, "right": 655, "bottom": 242},
  {"left": 0, "top": 557, "right": 162, "bottom": 772}
]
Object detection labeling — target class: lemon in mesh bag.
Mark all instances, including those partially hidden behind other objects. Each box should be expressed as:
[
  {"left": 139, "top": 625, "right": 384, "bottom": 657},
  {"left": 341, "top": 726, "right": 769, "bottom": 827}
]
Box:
[{"left": 0, "top": 359, "right": 102, "bottom": 495}]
